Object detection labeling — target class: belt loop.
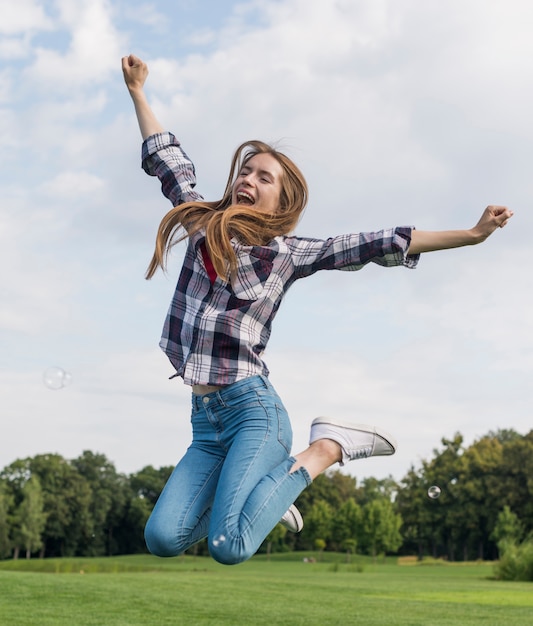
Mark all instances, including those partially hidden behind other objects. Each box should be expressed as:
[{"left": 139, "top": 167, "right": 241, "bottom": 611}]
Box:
[
  {"left": 216, "top": 389, "right": 227, "bottom": 407},
  {"left": 260, "top": 374, "right": 269, "bottom": 389}
]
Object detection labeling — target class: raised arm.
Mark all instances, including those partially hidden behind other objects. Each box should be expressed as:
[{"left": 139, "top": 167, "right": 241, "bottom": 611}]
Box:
[
  {"left": 122, "top": 54, "right": 164, "bottom": 140},
  {"left": 408, "top": 205, "right": 514, "bottom": 254}
]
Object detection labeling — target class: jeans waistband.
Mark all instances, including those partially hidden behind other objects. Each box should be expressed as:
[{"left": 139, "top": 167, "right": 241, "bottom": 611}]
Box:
[{"left": 191, "top": 375, "right": 270, "bottom": 410}]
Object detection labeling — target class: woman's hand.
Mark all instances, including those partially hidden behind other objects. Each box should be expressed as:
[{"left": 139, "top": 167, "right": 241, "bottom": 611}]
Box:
[
  {"left": 122, "top": 54, "right": 149, "bottom": 94},
  {"left": 470, "top": 205, "right": 514, "bottom": 243}
]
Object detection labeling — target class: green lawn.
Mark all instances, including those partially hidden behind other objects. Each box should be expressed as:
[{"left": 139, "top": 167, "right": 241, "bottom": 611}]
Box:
[{"left": 0, "top": 554, "right": 531, "bottom": 625}]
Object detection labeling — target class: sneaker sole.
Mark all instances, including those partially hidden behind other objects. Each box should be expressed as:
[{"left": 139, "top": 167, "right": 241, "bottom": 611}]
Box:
[
  {"left": 288, "top": 506, "right": 304, "bottom": 533},
  {"left": 311, "top": 417, "right": 398, "bottom": 454},
  {"left": 281, "top": 505, "right": 304, "bottom": 533}
]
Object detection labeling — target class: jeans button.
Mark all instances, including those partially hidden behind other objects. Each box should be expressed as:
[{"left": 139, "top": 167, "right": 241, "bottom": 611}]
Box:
[{"left": 203, "top": 396, "right": 210, "bottom": 404}]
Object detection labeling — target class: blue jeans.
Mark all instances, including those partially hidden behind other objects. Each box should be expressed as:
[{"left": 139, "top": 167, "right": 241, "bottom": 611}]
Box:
[{"left": 144, "top": 375, "right": 312, "bottom": 565}]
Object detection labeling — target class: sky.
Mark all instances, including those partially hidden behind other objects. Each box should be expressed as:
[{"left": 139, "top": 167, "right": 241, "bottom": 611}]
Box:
[{"left": 1, "top": 0, "right": 531, "bottom": 485}]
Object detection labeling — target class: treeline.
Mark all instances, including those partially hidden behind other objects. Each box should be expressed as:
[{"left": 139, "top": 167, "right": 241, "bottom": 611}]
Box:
[
  {"left": 397, "top": 429, "right": 533, "bottom": 561},
  {"left": 0, "top": 429, "right": 531, "bottom": 563},
  {"left": 0, "top": 453, "right": 172, "bottom": 559}
]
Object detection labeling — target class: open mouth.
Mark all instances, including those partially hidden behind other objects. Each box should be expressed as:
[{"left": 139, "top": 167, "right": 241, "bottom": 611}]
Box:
[{"left": 236, "top": 190, "right": 255, "bottom": 206}]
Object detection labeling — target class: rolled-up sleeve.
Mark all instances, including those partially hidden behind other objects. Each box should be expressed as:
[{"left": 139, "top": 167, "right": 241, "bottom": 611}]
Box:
[
  {"left": 287, "top": 226, "right": 420, "bottom": 279},
  {"left": 141, "top": 132, "right": 204, "bottom": 207}
]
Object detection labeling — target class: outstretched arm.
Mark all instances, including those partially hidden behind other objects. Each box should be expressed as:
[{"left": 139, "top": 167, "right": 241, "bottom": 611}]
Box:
[
  {"left": 122, "top": 54, "right": 203, "bottom": 209},
  {"left": 408, "top": 205, "right": 514, "bottom": 254},
  {"left": 122, "top": 54, "right": 164, "bottom": 139}
]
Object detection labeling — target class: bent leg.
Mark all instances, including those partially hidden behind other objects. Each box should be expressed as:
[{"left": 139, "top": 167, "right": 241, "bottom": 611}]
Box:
[
  {"left": 144, "top": 445, "right": 224, "bottom": 557},
  {"left": 205, "top": 379, "right": 311, "bottom": 565},
  {"left": 209, "top": 454, "right": 310, "bottom": 565}
]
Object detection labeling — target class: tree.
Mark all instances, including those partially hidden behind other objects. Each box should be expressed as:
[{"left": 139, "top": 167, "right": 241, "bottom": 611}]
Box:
[
  {"left": 314, "top": 538, "right": 326, "bottom": 561},
  {"left": 29, "top": 454, "right": 92, "bottom": 557},
  {"left": 378, "top": 501, "right": 403, "bottom": 555},
  {"left": 301, "top": 500, "right": 333, "bottom": 549},
  {"left": 360, "top": 499, "right": 402, "bottom": 560},
  {"left": 342, "top": 538, "right": 357, "bottom": 562},
  {"left": 118, "top": 464, "right": 175, "bottom": 555},
  {"left": 330, "top": 498, "right": 361, "bottom": 553},
  {"left": 0, "top": 482, "right": 13, "bottom": 558},
  {"left": 491, "top": 506, "right": 525, "bottom": 556},
  {"left": 426, "top": 434, "right": 466, "bottom": 560},
  {"left": 12, "top": 475, "right": 47, "bottom": 559},
  {"left": 357, "top": 476, "right": 398, "bottom": 506},
  {"left": 499, "top": 431, "right": 533, "bottom": 531},
  {"left": 458, "top": 435, "right": 506, "bottom": 560},
  {"left": 129, "top": 465, "right": 174, "bottom": 507},
  {"left": 114, "top": 493, "right": 152, "bottom": 555},
  {"left": 71, "top": 451, "right": 128, "bottom": 556},
  {"left": 295, "top": 470, "right": 357, "bottom": 513},
  {"left": 0, "top": 460, "right": 31, "bottom": 495},
  {"left": 396, "top": 466, "right": 437, "bottom": 559}
]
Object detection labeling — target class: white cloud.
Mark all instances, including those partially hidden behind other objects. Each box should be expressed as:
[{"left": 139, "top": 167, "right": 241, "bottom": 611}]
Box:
[
  {"left": 26, "top": 0, "right": 125, "bottom": 89},
  {"left": 0, "top": 107, "right": 19, "bottom": 152},
  {"left": 124, "top": 2, "right": 167, "bottom": 31},
  {"left": 0, "top": 0, "right": 54, "bottom": 34},
  {"left": 0, "top": 34, "right": 32, "bottom": 59},
  {"left": 403, "top": 250, "right": 531, "bottom": 364},
  {"left": 0, "top": 198, "right": 80, "bottom": 333},
  {"left": 0, "top": 0, "right": 54, "bottom": 59},
  {"left": 40, "top": 170, "right": 106, "bottom": 198}
]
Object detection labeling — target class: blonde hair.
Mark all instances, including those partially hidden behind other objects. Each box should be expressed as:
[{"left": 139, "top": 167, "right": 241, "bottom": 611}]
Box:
[{"left": 146, "top": 140, "right": 308, "bottom": 281}]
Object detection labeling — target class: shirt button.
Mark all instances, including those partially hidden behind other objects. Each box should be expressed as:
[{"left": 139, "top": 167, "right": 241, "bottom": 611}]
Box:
[{"left": 203, "top": 397, "right": 210, "bottom": 404}]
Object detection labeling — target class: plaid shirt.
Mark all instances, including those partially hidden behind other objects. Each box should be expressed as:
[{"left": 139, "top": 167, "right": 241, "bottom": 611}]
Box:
[{"left": 142, "top": 133, "right": 420, "bottom": 385}]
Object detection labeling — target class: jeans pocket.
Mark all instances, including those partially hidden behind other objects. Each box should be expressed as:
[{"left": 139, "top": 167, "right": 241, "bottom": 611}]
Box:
[{"left": 275, "top": 404, "right": 293, "bottom": 455}]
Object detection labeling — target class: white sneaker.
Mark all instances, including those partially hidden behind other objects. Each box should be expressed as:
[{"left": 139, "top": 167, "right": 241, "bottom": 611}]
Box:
[
  {"left": 309, "top": 417, "right": 397, "bottom": 466},
  {"left": 279, "top": 504, "right": 304, "bottom": 533}
]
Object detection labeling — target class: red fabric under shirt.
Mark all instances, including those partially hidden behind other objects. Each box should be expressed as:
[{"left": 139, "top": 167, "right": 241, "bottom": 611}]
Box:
[{"left": 200, "top": 242, "right": 217, "bottom": 285}]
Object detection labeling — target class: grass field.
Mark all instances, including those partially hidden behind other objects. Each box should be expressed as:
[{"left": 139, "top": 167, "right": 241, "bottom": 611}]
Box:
[{"left": 0, "top": 553, "right": 531, "bottom": 625}]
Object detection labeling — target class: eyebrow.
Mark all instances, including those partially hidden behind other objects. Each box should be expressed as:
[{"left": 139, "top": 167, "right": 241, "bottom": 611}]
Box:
[{"left": 240, "top": 164, "right": 276, "bottom": 181}]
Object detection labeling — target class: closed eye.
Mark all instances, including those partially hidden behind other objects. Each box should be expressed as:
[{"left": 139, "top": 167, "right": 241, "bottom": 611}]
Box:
[{"left": 238, "top": 164, "right": 275, "bottom": 184}]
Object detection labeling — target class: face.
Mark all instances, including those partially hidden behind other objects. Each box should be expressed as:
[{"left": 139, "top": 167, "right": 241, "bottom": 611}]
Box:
[{"left": 231, "top": 153, "right": 283, "bottom": 214}]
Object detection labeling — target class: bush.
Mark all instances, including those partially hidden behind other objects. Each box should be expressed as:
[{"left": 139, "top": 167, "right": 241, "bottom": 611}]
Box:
[{"left": 493, "top": 536, "right": 533, "bottom": 581}]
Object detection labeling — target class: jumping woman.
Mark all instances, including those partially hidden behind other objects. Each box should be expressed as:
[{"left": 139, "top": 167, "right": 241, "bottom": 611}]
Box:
[{"left": 122, "top": 54, "right": 513, "bottom": 565}]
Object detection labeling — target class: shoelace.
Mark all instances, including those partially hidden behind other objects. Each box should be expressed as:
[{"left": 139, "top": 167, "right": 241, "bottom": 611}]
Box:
[{"left": 349, "top": 446, "right": 373, "bottom": 460}]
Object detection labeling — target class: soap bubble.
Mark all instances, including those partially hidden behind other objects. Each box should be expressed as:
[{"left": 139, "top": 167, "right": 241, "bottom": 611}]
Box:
[
  {"left": 427, "top": 485, "right": 441, "bottom": 499},
  {"left": 43, "top": 367, "right": 72, "bottom": 390}
]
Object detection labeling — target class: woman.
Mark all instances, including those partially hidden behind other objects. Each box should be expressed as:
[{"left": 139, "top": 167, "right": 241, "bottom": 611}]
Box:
[{"left": 122, "top": 54, "right": 513, "bottom": 565}]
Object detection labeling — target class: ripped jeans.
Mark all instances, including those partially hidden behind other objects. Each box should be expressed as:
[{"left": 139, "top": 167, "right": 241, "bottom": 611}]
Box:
[{"left": 144, "top": 375, "right": 312, "bottom": 565}]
